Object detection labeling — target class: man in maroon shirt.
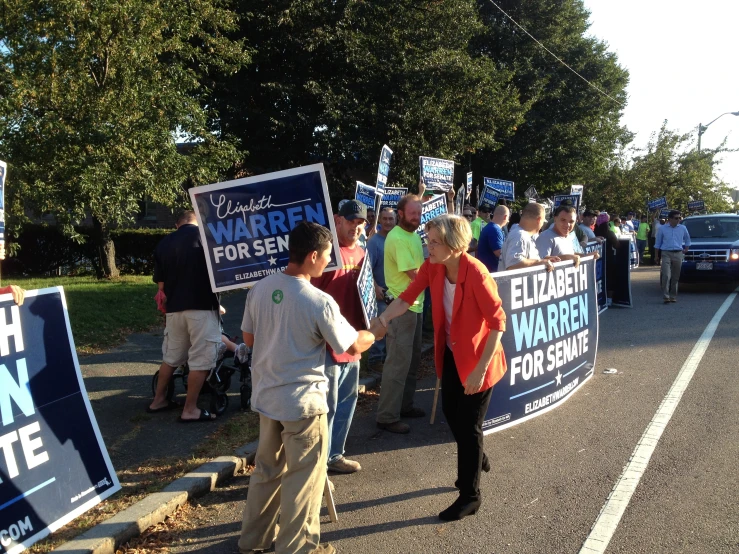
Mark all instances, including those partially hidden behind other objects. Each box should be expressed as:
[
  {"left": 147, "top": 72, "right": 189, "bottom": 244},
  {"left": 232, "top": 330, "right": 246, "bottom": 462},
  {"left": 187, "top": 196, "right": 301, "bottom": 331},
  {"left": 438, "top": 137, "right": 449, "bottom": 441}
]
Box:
[{"left": 312, "top": 200, "right": 367, "bottom": 474}]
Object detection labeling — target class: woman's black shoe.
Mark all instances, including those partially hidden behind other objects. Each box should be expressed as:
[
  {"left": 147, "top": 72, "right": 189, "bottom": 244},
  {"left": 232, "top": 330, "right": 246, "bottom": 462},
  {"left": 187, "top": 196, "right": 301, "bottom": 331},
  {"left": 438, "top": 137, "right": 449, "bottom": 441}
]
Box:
[{"left": 438, "top": 497, "right": 482, "bottom": 521}]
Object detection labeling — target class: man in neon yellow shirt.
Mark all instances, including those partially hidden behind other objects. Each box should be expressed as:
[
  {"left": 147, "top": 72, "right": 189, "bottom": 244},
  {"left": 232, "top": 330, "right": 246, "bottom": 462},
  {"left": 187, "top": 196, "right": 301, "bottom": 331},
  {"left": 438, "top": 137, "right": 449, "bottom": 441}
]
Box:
[
  {"left": 635, "top": 214, "right": 650, "bottom": 264},
  {"left": 376, "top": 194, "right": 425, "bottom": 434},
  {"left": 470, "top": 205, "right": 490, "bottom": 242}
]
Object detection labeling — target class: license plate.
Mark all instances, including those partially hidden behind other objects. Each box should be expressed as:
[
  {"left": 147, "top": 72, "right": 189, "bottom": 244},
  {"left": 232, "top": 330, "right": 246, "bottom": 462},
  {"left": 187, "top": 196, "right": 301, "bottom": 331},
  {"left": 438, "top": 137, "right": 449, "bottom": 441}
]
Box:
[{"left": 696, "top": 262, "right": 713, "bottom": 270}]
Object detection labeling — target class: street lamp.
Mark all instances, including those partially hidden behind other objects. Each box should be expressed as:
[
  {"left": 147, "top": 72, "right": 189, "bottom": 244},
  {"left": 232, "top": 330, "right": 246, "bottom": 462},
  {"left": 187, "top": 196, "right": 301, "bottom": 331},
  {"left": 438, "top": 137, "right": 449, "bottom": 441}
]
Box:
[{"left": 697, "top": 111, "right": 739, "bottom": 151}]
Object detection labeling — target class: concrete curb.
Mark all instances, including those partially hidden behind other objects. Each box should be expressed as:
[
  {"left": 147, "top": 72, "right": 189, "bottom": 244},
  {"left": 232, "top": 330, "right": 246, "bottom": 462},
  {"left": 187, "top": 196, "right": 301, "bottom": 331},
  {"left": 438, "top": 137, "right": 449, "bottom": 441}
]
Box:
[
  {"left": 55, "top": 454, "right": 253, "bottom": 554},
  {"left": 357, "top": 375, "right": 378, "bottom": 394}
]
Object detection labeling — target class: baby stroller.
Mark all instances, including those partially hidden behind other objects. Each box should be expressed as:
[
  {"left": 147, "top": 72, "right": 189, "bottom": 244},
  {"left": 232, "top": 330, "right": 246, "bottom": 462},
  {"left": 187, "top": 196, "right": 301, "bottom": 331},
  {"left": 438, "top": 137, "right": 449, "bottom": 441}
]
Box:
[{"left": 151, "top": 331, "right": 253, "bottom": 416}]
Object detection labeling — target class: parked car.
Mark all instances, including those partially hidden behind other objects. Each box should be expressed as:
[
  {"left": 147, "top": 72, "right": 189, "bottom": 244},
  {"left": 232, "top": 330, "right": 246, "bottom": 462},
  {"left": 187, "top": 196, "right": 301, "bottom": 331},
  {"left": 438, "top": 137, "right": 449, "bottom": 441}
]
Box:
[{"left": 680, "top": 214, "right": 739, "bottom": 282}]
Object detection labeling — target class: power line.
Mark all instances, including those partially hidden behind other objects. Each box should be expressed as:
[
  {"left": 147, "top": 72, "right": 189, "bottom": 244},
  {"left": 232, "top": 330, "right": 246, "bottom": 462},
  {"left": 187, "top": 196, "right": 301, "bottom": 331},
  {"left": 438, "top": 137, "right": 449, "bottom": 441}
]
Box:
[{"left": 485, "top": 0, "right": 625, "bottom": 108}]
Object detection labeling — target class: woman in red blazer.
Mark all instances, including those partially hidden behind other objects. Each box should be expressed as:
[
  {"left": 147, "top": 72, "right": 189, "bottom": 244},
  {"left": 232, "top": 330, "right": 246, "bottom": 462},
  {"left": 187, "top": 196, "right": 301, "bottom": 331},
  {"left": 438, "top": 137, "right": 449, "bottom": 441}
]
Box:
[{"left": 379, "top": 214, "right": 506, "bottom": 521}]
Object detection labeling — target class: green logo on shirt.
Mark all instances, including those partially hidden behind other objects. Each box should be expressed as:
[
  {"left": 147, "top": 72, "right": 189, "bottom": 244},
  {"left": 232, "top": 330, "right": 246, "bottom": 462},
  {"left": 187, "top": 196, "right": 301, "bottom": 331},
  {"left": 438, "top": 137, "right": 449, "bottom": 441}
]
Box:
[{"left": 272, "top": 290, "right": 284, "bottom": 304}]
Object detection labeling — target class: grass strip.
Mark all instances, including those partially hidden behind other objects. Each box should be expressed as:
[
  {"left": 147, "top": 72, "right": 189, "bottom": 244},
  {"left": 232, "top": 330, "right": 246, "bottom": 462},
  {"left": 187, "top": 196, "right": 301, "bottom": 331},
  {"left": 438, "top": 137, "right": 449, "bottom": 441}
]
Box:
[{"left": 9, "top": 275, "right": 160, "bottom": 354}]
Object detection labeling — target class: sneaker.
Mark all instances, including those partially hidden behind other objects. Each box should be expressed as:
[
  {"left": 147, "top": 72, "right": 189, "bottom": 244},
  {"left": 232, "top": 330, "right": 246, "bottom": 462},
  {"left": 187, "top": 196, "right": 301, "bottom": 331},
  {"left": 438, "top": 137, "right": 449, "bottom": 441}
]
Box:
[
  {"left": 669, "top": 297, "right": 677, "bottom": 303},
  {"left": 400, "top": 407, "right": 426, "bottom": 418},
  {"left": 328, "top": 457, "right": 362, "bottom": 474},
  {"left": 376, "top": 421, "right": 410, "bottom": 434},
  {"left": 216, "top": 341, "right": 228, "bottom": 360},
  {"left": 236, "top": 342, "right": 250, "bottom": 364},
  {"left": 663, "top": 297, "right": 671, "bottom": 304}
]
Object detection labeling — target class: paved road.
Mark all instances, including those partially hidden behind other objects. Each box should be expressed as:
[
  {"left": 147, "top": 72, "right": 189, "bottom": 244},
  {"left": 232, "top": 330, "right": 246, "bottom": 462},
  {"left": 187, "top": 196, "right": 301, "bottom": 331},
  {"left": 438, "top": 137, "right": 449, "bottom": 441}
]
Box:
[
  {"left": 157, "top": 267, "right": 738, "bottom": 554},
  {"left": 80, "top": 289, "right": 250, "bottom": 471}
]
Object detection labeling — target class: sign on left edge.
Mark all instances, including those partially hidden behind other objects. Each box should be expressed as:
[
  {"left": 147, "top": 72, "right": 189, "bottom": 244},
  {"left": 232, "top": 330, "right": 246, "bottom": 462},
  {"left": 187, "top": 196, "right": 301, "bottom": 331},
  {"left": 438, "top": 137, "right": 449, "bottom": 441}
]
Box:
[
  {"left": 0, "top": 288, "right": 120, "bottom": 554},
  {"left": 189, "top": 164, "right": 342, "bottom": 292}
]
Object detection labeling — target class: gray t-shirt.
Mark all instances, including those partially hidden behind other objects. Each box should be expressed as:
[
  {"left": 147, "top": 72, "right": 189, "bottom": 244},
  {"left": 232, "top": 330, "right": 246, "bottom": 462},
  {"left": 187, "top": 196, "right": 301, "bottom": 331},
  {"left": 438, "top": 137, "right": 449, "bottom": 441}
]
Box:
[
  {"left": 499, "top": 224, "right": 539, "bottom": 271},
  {"left": 241, "top": 272, "right": 359, "bottom": 421},
  {"left": 535, "top": 227, "right": 576, "bottom": 258}
]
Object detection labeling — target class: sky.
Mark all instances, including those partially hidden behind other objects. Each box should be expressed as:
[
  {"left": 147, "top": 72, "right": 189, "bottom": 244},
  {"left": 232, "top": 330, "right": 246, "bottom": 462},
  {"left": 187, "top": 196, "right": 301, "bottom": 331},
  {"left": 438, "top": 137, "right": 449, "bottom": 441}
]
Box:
[{"left": 582, "top": 0, "right": 739, "bottom": 189}]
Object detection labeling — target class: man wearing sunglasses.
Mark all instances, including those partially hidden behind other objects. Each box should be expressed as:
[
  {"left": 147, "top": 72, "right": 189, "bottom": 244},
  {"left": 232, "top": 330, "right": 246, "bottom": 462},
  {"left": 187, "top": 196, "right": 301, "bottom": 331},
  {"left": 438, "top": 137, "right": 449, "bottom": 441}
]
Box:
[{"left": 654, "top": 210, "right": 690, "bottom": 303}]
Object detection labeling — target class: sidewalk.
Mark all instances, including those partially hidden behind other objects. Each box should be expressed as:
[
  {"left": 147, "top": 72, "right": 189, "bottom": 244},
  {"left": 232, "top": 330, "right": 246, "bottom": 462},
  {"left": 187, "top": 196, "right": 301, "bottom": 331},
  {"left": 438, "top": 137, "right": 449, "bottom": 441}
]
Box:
[{"left": 80, "top": 289, "right": 250, "bottom": 472}]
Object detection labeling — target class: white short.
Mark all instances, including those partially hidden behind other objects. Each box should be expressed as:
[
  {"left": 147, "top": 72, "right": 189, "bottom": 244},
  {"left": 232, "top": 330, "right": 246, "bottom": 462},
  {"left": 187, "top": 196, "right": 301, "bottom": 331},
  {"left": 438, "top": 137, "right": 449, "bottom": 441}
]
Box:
[{"left": 162, "top": 310, "right": 221, "bottom": 371}]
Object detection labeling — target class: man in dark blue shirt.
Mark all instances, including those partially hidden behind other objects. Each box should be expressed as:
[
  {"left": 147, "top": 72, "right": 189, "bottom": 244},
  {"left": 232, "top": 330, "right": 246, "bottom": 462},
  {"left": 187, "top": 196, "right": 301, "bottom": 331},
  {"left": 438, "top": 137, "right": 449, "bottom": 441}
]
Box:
[
  {"left": 149, "top": 211, "right": 221, "bottom": 421},
  {"left": 477, "top": 205, "right": 510, "bottom": 272}
]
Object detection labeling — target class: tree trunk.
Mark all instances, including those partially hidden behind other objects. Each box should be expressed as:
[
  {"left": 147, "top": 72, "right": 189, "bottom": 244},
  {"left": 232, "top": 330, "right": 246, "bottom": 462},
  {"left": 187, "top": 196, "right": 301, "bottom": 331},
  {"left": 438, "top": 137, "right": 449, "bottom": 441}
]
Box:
[{"left": 92, "top": 217, "right": 120, "bottom": 279}]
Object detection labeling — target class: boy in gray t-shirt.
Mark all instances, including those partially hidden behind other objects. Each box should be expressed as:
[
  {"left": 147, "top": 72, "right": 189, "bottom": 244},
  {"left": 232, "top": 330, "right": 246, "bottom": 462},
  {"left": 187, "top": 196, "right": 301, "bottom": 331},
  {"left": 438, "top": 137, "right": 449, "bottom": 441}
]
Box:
[
  {"left": 238, "top": 222, "right": 384, "bottom": 554},
  {"left": 242, "top": 271, "right": 358, "bottom": 421}
]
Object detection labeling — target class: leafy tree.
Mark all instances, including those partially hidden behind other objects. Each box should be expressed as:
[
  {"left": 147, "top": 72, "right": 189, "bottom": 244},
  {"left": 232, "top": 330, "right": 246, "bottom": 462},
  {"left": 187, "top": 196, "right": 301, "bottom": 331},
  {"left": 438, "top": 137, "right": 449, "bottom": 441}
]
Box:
[
  {"left": 214, "top": 0, "right": 525, "bottom": 198},
  {"left": 583, "top": 122, "right": 733, "bottom": 215},
  {"left": 0, "top": 0, "right": 247, "bottom": 277},
  {"left": 317, "top": 0, "right": 525, "bottom": 192},
  {"left": 471, "top": 0, "right": 631, "bottom": 196}
]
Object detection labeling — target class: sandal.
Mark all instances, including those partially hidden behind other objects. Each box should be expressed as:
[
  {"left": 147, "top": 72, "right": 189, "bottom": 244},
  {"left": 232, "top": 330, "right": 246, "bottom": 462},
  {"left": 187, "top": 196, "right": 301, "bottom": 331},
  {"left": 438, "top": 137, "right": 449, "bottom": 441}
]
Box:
[
  {"left": 178, "top": 409, "right": 216, "bottom": 423},
  {"left": 146, "top": 400, "right": 182, "bottom": 414}
]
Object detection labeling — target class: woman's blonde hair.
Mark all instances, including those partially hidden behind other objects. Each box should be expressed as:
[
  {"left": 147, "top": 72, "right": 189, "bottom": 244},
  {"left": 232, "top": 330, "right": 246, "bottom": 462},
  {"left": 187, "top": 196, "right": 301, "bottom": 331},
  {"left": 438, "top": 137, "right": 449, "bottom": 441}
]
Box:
[{"left": 425, "top": 214, "right": 472, "bottom": 253}]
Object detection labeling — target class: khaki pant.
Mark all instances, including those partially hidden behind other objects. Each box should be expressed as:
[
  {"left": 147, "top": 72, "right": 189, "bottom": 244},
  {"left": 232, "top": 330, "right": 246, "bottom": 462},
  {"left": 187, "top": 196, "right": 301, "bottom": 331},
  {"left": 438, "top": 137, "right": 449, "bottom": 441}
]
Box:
[
  {"left": 376, "top": 310, "right": 422, "bottom": 424},
  {"left": 239, "top": 414, "right": 328, "bottom": 554},
  {"left": 660, "top": 250, "right": 683, "bottom": 299},
  {"left": 162, "top": 309, "right": 221, "bottom": 371}
]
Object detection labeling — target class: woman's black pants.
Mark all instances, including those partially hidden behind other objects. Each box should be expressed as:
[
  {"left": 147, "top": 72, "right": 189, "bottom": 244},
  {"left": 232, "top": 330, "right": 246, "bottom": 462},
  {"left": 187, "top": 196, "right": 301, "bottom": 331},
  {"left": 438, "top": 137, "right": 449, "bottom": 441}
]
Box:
[{"left": 441, "top": 347, "right": 493, "bottom": 501}]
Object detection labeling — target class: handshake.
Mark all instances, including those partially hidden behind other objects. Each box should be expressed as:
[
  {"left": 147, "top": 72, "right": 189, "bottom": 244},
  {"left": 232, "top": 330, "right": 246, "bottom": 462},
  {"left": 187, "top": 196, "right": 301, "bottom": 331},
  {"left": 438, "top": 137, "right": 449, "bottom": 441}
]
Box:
[{"left": 369, "top": 317, "right": 388, "bottom": 341}]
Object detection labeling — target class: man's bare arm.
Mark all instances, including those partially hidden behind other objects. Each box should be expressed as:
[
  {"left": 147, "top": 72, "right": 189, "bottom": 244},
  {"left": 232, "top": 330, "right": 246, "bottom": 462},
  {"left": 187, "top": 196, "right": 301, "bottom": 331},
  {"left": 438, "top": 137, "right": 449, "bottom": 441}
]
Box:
[{"left": 242, "top": 332, "right": 255, "bottom": 348}]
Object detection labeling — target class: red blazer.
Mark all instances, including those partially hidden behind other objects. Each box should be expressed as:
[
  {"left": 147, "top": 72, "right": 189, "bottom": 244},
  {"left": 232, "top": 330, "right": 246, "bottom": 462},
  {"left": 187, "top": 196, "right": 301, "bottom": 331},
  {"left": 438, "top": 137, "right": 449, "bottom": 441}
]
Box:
[{"left": 399, "top": 253, "right": 507, "bottom": 391}]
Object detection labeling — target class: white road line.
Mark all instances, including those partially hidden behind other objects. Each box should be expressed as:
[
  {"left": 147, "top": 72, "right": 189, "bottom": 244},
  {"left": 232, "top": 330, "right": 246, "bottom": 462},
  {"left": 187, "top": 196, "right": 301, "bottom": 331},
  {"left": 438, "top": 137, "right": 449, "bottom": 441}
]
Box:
[{"left": 580, "top": 287, "right": 739, "bottom": 554}]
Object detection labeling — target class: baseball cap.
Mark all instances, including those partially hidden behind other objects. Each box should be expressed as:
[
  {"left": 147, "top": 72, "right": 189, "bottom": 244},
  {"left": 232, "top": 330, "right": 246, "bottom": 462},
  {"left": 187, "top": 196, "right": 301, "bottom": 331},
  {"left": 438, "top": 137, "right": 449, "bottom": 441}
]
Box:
[{"left": 338, "top": 199, "right": 367, "bottom": 221}]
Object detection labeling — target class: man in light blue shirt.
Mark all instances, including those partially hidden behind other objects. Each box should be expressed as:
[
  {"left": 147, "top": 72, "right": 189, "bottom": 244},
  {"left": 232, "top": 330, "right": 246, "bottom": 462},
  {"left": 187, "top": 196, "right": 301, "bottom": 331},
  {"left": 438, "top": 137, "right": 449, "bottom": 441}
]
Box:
[{"left": 655, "top": 210, "right": 691, "bottom": 303}]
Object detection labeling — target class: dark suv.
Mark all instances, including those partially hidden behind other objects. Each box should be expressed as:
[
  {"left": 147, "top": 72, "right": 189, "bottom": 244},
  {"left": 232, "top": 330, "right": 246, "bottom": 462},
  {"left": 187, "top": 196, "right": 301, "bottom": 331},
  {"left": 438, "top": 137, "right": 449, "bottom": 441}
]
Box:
[{"left": 680, "top": 214, "right": 739, "bottom": 282}]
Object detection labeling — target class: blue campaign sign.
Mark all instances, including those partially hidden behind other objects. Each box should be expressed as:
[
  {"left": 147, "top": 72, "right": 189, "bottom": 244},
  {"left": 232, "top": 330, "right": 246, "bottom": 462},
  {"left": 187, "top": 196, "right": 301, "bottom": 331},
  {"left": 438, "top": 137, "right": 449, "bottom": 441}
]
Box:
[
  {"left": 419, "top": 156, "right": 454, "bottom": 192},
  {"left": 483, "top": 259, "right": 598, "bottom": 434},
  {"left": 375, "top": 145, "right": 393, "bottom": 195},
  {"left": 380, "top": 187, "right": 407, "bottom": 210},
  {"left": 688, "top": 200, "right": 705, "bottom": 212},
  {"left": 356, "top": 254, "right": 378, "bottom": 328},
  {"left": 416, "top": 194, "right": 447, "bottom": 242},
  {"left": 553, "top": 194, "right": 581, "bottom": 211},
  {"left": 483, "top": 177, "right": 515, "bottom": 201},
  {"left": 189, "top": 164, "right": 341, "bottom": 292},
  {"left": 584, "top": 241, "right": 607, "bottom": 313},
  {"left": 466, "top": 172, "right": 473, "bottom": 198},
  {"left": 0, "top": 160, "right": 6, "bottom": 243},
  {"left": 355, "top": 181, "right": 378, "bottom": 211},
  {"left": 659, "top": 208, "right": 672, "bottom": 219},
  {"left": 0, "top": 288, "right": 120, "bottom": 554},
  {"left": 648, "top": 197, "right": 668, "bottom": 211},
  {"left": 478, "top": 185, "right": 498, "bottom": 211}
]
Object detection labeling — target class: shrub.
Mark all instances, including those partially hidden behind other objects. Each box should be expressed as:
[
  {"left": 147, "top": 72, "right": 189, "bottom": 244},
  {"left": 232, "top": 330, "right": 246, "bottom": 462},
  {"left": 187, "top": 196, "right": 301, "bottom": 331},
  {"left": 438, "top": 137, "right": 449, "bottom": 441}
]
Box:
[
  {"left": 4, "top": 224, "right": 170, "bottom": 276},
  {"left": 112, "top": 228, "right": 170, "bottom": 275}
]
